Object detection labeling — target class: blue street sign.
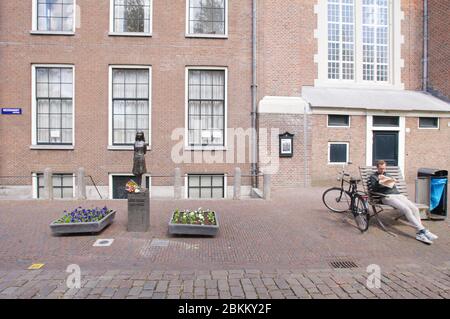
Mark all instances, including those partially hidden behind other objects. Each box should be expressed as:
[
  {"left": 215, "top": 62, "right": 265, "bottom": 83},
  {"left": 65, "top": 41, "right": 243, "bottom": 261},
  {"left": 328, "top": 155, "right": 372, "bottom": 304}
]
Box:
[{"left": 1, "top": 108, "right": 22, "bottom": 115}]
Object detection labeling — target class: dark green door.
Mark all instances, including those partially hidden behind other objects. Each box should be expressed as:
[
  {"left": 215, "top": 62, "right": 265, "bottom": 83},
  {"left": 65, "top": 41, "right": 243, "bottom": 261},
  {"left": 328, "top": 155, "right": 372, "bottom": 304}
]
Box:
[{"left": 373, "top": 131, "right": 399, "bottom": 166}]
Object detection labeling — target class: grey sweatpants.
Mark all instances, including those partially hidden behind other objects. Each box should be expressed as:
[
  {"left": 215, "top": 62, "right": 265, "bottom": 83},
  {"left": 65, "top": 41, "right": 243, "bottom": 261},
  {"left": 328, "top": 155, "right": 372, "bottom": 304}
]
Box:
[{"left": 382, "top": 194, "right": 425, "bottom": 232}]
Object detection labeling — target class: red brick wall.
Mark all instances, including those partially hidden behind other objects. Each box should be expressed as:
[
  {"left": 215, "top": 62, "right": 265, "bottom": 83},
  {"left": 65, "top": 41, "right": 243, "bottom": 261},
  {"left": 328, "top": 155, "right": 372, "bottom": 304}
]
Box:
[
  {"left": 428, "top": 0, "right": 450, "bottom": 100},
  {"left": 405, "top": 117, "right": 450, "bottom": 182},
  {"left": 257, "top": 0, "right": 317, "bottom": 99},
  {"left": 402, "top": 0, "right": 424, "bottom": 91},
  {"left": 0, "top": 0, "right": 253, "bottom": 187},
  {"left": 310, "top": 114, "right": 367, "bottom": 186},
  {"left": 258, "top": 113, "right": 312, "bottom": 187}
]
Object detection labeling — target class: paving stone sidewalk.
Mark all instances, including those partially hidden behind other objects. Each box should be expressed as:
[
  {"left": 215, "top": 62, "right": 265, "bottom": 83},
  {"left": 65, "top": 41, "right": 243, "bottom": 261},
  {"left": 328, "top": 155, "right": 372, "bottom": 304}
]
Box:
[{"left": 1, "top": 265, "right": 450, "bottom": 299}]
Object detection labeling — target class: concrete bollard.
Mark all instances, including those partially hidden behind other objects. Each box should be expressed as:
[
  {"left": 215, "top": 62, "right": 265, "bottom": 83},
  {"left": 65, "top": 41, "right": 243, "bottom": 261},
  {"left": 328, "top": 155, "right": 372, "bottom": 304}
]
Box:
[
  {"left": 233, "top": 167, "right": 241, "bottom": 200},
  {"left": 76, "top": 167, "right": 87, "bottom": 200},
  {"left": 44, "top": 168, "right": 53, "bottom": 200},
  {"left": 174, "top": 168, "right": 182, "bottom": 200},
  {"left": 263, "top": 173, "right": 271, "bottom": 200}
]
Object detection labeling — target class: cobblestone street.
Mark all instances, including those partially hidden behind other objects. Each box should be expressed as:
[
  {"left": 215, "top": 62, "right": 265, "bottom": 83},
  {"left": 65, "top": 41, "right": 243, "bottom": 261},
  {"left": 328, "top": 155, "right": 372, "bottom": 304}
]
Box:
[{"left": 1, "top": 187, "right": 450, "bottom": 299}]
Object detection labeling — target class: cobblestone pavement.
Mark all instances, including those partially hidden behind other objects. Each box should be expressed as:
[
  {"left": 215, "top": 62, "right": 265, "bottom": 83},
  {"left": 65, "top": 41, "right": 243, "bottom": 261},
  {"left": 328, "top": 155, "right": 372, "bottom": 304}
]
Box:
[
  {"left": 0, "top": 186, "right": 450, "bottom": 299},
  {"left": 1, "top": 265, "right": 450, "bottom": 299}
]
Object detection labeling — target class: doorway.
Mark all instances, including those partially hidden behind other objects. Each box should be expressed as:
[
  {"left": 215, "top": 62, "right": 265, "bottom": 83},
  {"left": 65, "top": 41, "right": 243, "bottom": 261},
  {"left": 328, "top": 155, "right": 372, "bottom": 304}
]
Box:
[{"left": 372, "top": 131, "right": 399, "bottom": 166}]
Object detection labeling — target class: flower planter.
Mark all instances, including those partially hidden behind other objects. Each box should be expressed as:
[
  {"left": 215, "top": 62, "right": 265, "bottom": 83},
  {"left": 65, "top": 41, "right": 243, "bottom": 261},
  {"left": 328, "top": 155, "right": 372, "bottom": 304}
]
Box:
[
  {"left": 50, "top": 209, "right": 116, "bottom": 235},
  {"left": 168, "top": 210, "right": 219, "bottom": 237}
]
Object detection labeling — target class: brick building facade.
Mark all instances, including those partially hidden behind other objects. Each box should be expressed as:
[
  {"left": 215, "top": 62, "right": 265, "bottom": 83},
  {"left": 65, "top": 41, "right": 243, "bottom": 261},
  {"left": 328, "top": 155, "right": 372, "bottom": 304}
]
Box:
[
  {"left": 427, "top": 0, "right": 450, "bottom": 101},
  {"left": 0, "top": 0, "right": 449, "bottom": 198}
]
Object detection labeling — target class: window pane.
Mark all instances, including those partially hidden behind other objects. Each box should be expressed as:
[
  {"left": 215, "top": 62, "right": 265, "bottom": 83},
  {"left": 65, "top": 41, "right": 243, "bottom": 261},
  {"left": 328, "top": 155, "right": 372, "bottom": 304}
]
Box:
[
  {"left": 419, "top": 117, "right": 438, "bottom": 128},
  {"left": 189, "top": 187, "right": 200, "bottom": 199},
  {"left": 212, "top": 188, "right": 223, "bottom": 199},
  {"left": 373, "top": 116, "right": 399, "bottom": 127},
  {"left": 212, "top": 176, "right": 223, "bottom": 187},
  {"left": 328, "top": 115, "right": 349, "bottom": 126},
  {"left": 330, "top": 144, "right": 348, "bottom": 163},
  {"left": 38, "top": 100, "right": 50, "bottom": 114},
  {"left": 189, "top": 176, "right": 200, "bottom": 187},
  {"left": 62, "top": 187, "right": 73, "bottom": 198},
  {"left": 201, "top": 175, "right": 212, "bottom": 187}
]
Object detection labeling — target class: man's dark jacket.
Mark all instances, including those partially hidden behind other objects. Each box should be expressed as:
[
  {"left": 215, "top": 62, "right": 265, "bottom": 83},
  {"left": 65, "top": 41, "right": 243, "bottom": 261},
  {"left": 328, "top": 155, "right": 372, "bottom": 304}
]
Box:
[{"left": 369, "top": 172, "right": 400, "bottom": 195}]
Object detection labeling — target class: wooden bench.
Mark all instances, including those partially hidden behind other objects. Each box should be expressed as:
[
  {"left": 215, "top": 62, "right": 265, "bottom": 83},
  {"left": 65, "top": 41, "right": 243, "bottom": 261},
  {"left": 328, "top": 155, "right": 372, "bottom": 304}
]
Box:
[{"left": 359, "top": 166, "right": 429, "bottom": 236}]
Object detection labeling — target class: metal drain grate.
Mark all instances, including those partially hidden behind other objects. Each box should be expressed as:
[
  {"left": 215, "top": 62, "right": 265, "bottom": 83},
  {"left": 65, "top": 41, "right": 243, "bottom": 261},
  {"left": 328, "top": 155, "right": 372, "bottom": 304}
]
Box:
[{"left": 330, "top": 260, "right": 359, "bottom": 269}]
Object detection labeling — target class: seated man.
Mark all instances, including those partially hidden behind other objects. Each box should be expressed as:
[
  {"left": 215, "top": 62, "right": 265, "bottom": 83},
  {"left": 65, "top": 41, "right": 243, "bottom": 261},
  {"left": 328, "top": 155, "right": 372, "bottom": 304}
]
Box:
[{"left": 369, "top": 160, "right": 438, "bottom": 244}]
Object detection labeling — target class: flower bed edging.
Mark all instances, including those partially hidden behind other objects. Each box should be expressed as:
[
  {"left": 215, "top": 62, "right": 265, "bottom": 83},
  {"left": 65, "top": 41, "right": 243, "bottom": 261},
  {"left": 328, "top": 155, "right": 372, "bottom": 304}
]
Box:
[
  {"left": 50, "top": 208, "right": 116, "bottom": 235},
  {"left": 168, "top": 210, "right": 219, "bottom": 237}
]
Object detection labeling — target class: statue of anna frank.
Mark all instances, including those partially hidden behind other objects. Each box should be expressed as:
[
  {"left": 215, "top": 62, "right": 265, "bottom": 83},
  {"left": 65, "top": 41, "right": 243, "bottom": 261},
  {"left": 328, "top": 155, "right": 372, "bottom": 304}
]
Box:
[{"left": 132, "top": 131, "right": 148, "bottom": 188}]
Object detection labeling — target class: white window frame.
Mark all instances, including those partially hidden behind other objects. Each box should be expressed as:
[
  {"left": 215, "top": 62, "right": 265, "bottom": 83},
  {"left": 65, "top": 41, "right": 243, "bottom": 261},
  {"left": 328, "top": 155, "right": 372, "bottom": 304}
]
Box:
[
  {"left": 328, "top": 142, "right": 349, "bottom": 165},
  {"left": 185, "top": 66, "right": 228, "bottom": 151},
  {"left": 327, "top": 114, "right": 351, "bottom": 128},
  {"left": 108, "top": 65, "right": 152, "bottom": 150},
  {"left": 31, "top": 0, "right": 77, "bottom": 35},
  {"left": 31, "top": 64, "right": 75, "bottom": 150},
  {"left": 185, "top": 173, "right": 227, "bottom": 199},
  {"left": 108, "top": 173, "right": 151, "bottom": 199},
  {"left": 185, "top": 0, "right": 229, "bottom": 38},
  {"left": 315, "top": 0, "right": 404, "bottom": 89},
  {"left": 109, "top": 0, "right": 153, "bottom": 37},
  {"left": 418, "top": 117, "right": 440, "bottom": 130},
  {"left": 32, "top": 172, "right": 76, "bottom": 199}
]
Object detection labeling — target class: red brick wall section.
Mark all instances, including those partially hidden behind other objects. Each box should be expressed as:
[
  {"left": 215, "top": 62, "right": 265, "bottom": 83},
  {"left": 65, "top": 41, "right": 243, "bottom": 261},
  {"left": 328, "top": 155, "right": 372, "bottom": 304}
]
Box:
[
  {"left": 257, "top": 0, "right": 317, "bottom": 99},
  {"left": 258, "top": 114, "right": 312, "bottom": 187},
  {"left": 405, "top": 117, "right": 450, "bottom": 183},
  {"left": 401, "top": 0, "right": 424, "bottom": 91},
  {"left": 428, "top": 0, "right": 450, "bottom": 100},
  {"left": 0, "top": 0, "right": 253, "bottom": 187},
  {"left": 310, "top": 114, "right": 367, "bottom": 186}
]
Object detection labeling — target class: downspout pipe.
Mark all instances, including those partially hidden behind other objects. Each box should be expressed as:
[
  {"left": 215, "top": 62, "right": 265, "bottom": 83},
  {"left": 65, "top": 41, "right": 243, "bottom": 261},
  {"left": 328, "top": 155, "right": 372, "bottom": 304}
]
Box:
[
  {"left": 423, "top": 0, "right": 428, "bottom": 92},
  {"left": 251, "top": 0, "right": 258, "bottom": 188}
]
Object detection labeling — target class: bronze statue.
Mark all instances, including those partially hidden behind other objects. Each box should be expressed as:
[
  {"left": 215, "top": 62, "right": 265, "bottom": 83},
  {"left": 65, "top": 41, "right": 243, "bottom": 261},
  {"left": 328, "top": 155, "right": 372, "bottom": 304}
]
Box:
[{"left": 132, "top": 131, "right": 148, "bottom": 188}]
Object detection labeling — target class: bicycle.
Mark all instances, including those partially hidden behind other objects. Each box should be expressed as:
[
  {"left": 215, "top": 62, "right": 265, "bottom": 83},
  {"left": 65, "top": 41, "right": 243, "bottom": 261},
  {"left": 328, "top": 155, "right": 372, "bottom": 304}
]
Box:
[{"left": 322, "top": 167, "right": 370, "bottom": 232}]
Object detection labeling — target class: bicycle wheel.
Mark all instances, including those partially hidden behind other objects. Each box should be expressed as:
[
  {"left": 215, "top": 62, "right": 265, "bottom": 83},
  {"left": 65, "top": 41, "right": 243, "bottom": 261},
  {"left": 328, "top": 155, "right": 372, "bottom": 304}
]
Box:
[
  {"left": 322, "top": 187, "right": 351, "bottom": 213},
  {"left": 353, "top": 194, "right": 370, "bottom": 232}
]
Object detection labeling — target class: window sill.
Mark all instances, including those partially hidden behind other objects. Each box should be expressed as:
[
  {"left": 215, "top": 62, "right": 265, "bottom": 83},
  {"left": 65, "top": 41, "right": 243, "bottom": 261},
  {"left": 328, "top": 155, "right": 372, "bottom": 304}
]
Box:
[
  {"left": 314, "top": 80, "right": 404, "bottom": 90},
  {"left": 30, "top": 31, "right": 75, "bottom": 36},
  {"left": 185, "top": 33, "right": 228, "bottom": 39},
  {"left": 185, "top": 146, "right": 227, "bottom": 151},
  {"left": 108, "top": 145, "right": 152, "bottom": 151},
  {"left": 108, "top": 32, "right": 152, "bottom": 37},
  {"left": 30, "top": 145, "right": 74, "bottom": 150}
]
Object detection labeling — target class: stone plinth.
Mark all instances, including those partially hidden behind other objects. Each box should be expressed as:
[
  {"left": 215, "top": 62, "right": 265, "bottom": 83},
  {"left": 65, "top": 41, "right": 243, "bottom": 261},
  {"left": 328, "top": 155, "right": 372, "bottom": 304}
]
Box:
[{"left": 127, "top": 190, "right": 150, "bottom": 232}]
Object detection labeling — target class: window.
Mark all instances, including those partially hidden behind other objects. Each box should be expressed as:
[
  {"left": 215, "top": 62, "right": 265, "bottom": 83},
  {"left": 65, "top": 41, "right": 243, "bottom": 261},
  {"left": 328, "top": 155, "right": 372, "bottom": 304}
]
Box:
[
  {"left": 188, "top": 174, "right": 224, "bottom": 199},
  {"left": 327, "top": 0, "right": 355, "bottom": 80},
  {"left": 373, "top": 116, "right": 399, "bottom": 127},
  {"left": 33, "top": 0, "right": 75, "bottom": 32},
  {"left": 110, "top": 174, "right": 150, "bottom": 199},
  {"left": 187, "top": 0, "right": 227, "bottom": 36},
  {"left": 187, "top": 68, "right": 226, "bottom": 147},
  {"left": 419, "top": 117, "right": 439, "bottom": 129},
  {"left": 110, "top": 0, "right": 152, "bottom": 34},
  {"left": 34, "top": 66, "right": 74, "bottom": 145},
  {"left": 328, "top": 115, "right": 350, "bottom": 127},
  {"left": 362, "top": 0, "right": 389, "bottom": 82},
  {"left": 36, "top": 173, "right": 74, "bottom": 199},
  {"left": 319, "top": 0, "right": 398, "bottom": 86},
  {"left": 328, "top": 142, "right": 349, "bottom": 164},
  {"left": 110, "top": 67, "right": 151, "bottom": 146}
]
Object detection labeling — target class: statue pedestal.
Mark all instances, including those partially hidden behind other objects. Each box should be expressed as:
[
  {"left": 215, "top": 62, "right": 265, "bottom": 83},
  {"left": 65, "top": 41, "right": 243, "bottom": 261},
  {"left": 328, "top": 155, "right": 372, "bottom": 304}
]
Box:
[{"left": 127, "top": 190, "right": 150, "bottom": 232}]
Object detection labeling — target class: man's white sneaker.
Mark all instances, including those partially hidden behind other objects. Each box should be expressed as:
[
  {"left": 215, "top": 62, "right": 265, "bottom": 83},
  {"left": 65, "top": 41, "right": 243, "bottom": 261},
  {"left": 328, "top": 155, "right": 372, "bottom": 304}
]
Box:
[
  {"left": 424, "top": 229, "right": 438, "bottom": 241},
  {"left": 416, "top": 232, "right": 433, "bottom": 245}
]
